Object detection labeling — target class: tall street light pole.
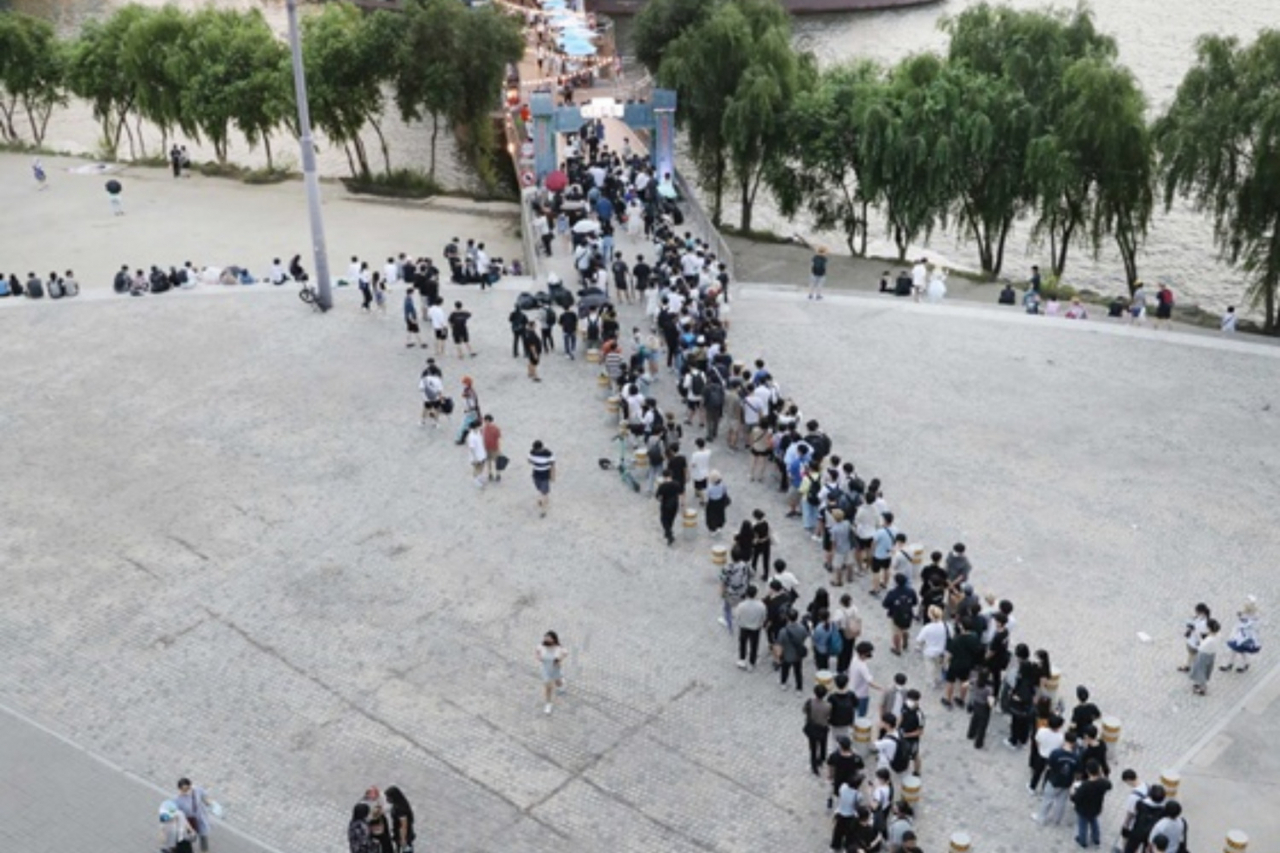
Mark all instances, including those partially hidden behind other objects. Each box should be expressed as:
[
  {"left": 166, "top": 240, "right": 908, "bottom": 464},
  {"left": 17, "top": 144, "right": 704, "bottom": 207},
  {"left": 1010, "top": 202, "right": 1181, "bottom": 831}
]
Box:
[{"left": 285, "top": 0, "right": 333, "bottom": 312}]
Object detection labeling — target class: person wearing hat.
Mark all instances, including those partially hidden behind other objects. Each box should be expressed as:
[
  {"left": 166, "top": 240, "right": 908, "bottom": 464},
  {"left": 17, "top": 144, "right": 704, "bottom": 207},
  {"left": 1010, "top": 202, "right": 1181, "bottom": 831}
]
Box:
[
  {"left": 1222, "top": 597, "right": 1261, "bottom": 672},
  {"left": 808, "top": 246, "right": 828, "bottom": 300}
]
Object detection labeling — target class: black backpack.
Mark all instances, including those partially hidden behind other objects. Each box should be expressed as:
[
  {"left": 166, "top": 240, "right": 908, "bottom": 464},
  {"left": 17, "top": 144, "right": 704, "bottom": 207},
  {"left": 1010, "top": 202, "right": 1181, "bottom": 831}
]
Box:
[
  {"left": 889, "top": 734, "right": 912, "bottom": 773},
  {"left": 1129, "top": 799, "right": 1164, "bottom": 843},
  {"left": 806, "top": 477, "right": 822, "bottom": 506},
  {"left": 689, "top": 372, "right": 705, "bottom": 397}
]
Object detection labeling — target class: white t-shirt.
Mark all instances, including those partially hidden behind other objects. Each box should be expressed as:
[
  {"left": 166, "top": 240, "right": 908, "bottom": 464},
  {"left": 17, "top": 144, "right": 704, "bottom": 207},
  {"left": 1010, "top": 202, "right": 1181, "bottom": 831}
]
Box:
[
  {"left": 873, "top": 735, "right": 897, "bottom": 771},
  {"left": 1035, "top": 727, "right": 1064, "bottom": 758},
  {"left": 384, "top": 262, "right": 400, "bottom": 284},
  {"left": 854, "top": 504, "right": 880, "bottom": 540},
  {"left": 466, "top": 431, "right": 487, "bottom": 463},
  {"left": 916, "top": 622, "right": 948, "bottom": 659},
  {"left": 690, "top": 449, "right": 712, "bottom": 482},
  {"left": 911, "top": 262, "right": 927, "bottom": 289},
  {"left": 428, "top": 305, "right": 447, "bottom": 330},
  {"left": 848, "top": 658, "right": 874, "bottom": 699}
]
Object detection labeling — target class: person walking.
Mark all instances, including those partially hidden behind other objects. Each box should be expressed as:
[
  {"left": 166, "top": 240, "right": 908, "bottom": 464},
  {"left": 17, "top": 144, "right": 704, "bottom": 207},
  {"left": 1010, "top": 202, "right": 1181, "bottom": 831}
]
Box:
[
  {"left": 808, "top": 246, "right": 828, "bottom": 300},
  {"left": 33, "top": 158, "right": 48, "bottom": 190},
  {"left": 427, "top": 297, "right": 448, "bottom": 355},
  {"left": 448, "top": 301, "right": 476, "bottom": 359},
  {"left": 384, "top": 787, "right": 417, "bottom": 853},
  {"left": 734, "top": 584, "right": 767, "bottom": 670},
  {"left": 1222, "top": 597, "right": 1261, "bottom": 672},
  {"left": 482, "top": 414, "right": 503, "bottom": 481},
  {"left": 403, "top": 289, "right": 425, "bottom": 348},
  {"left": 418, "top": 365, "right": 445, "bottom": 428},
  {"left": 540, "top": 303, "right": 557, "bottom": 353},
  {"left": 803, "top": 684, "right": 832, "bottom": 776},
  {"left": 777, "top": 609, "right": 810, "bottom": 692},
  {"left": 528, "top": 440, "right": 555, "bottom": 517},
  {"left": 966, "top": 668, "right": 996, "bottom": 749},
  {"left": 655, "top": 468, "right": 682, "bottom": 545},
  {"left": 537, "top": 631, "right": 568, "bottom": 715},
  {"left": 509, "top": 305, "right": 528, "bottom": 358},
  {"left": 107, "top": 179, "right": 124, "bottom": 215},
  {"left": 1035, "top": 731, "right": 1081, "bottom": 826},
  {"left": 558, "top": 306, "right": 578, "bottom": 360},
  {"left": 1071, "top": 759, "right": 1111, "bottom": 848},
  {"left": 524, "top": 321, "right": 544, "bottom": 382},
  {"left": 718, "top": 546, "right": 752, "bottom": 632},
  {"left": 465, "top": 422, "right": 487, "bottom": 488},
  {"left": 455, "top": 377, "right": 481, "bottom": 443},
  {"left": 173, "top": 778, "right": 216, "bottom": 853},
  {"left": 1190, "top": 619, "right": 1221, "bottom": 696}
]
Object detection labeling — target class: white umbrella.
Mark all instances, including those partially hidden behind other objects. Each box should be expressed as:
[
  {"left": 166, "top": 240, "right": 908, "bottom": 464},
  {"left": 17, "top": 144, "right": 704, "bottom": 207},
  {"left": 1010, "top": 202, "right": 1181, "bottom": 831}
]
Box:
[{"left": 572, "top": 218, "right": 601, "bottom": 234}]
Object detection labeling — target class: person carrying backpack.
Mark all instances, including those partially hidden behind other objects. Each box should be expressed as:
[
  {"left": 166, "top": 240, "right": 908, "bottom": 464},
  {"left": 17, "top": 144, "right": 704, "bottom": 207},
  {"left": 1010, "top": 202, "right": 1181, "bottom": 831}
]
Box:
[
  {"left": 882, "top": 573, "right": 919, "bottom": 656},
  {"left": 1035, "top": 731, "right": 1081, "bottom": 826},
  {"left": 681, "top": 366, "right": 706, "bottom": 427},
  {"left": 1122, "top": 785, "right": 1167, "bottom": 853}
]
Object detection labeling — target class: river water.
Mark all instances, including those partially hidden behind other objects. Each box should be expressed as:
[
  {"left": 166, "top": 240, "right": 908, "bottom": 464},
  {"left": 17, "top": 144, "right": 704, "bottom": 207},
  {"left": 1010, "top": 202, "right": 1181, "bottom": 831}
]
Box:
[{"left": 18, "top": 0, "right": 1280, "bottom": 308}]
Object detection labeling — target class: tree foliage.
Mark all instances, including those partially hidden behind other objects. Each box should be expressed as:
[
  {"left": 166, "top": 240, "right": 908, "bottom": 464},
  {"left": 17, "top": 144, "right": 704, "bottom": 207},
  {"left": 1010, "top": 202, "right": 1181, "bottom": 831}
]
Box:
[
  {"left": 631, "top": 0, "right": 714, "bottom": 77},
  {"left": 1155, "top": 31, "right": 1280, "bottom": 331},
  {"left": 0, "top": 13, "right": 67, "bottom": 146}
]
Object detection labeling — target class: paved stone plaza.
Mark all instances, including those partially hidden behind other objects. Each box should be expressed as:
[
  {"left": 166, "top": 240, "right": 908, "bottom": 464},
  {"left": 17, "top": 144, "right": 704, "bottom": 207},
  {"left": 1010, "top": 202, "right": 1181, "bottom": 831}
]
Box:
[{"left": 1, "top": 153, "right": 1278, "bottom": 852}]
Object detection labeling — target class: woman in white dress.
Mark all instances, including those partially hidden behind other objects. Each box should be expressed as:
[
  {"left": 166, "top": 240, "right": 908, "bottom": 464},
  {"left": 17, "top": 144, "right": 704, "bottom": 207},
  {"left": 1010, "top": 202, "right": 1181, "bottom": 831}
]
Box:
[{"left": 537, "top": 631, "right": 568, "bottom": 715}]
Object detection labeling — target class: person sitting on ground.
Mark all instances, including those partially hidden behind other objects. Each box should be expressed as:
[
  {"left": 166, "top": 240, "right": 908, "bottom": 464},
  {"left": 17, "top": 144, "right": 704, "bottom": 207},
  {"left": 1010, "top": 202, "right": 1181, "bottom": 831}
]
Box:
[
  {"left": 998, "top": 283, "right": 1017, "bottom": 305},
  {"left": 1064, "top": 298, "right": 1088, "bottom": 320},
  {"left": 268, "top": 258, "right": 287, "bottom": 285}
]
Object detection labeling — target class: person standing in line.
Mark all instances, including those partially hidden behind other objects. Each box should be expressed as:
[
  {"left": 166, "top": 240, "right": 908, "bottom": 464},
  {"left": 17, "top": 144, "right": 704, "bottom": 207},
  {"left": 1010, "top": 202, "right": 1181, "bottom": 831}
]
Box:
[
  {"left": 808, "top": 246, "right": 828, "bottom": 300},
  {"left": 1035, "top": 731, "right": 1081, "bottom": 826},
  {"left": 655, "top": 467, "right": 682, "bottom": 545},
  {"left": 383, "top": 787, "right": 416, "bottom": 853},
  {"left": 941, "top": 616, "right": 983, "bottom": 710},
  {"left": 448, "top": 301, "right": 476, "bottom": 359},
  {"left": 403, "top": 289, "right": 425, "bottom": 348},
  {"left": 777, "top": 609, "right": 810, "bottom": 692},
  {"left": 1030, "top": 714, "right": 1066, "bottom": 794},
  {"left": 803, "top": 684, "right": 832, "bottom": 776},
  {"left": 1116, "top": 769, "right": 1148, "bottom": 849},
  {"left": 1148, "top": 800, "right": 1188, "bottom": 853},
  {"left": 967, "top": 668, "right": 996, "bottom": 749},
  {"left": 173, "top": 778, "right": 216, "bottom": 853},
  {"left": 481, "top": 414, "right": 503, "bottom": 481},
  {"left": 825, "top": 735, "right": 865, "bottom": 813},
  {"left": 718, "top": 545, "right": 752, "bottom": 632},
  {"left": 537, "top": 630, "right": 568, "bottom": 715},
  {"left": 812, "top": 610, "right": 841, "bottom": 672},
  {"left": 750, "top": 509, "right": 772, "bottom": 580},
  {"left": 558, "top": 307, "right": 578, "bottom": 360},
  {"left": 915, "top": 605, "right": 949, "bottom": 688},
  {"left": 869, "top": 512, "right": 899, "bottom": 597},
  {"left": 540, "top": 303, "right": 557, "bottom": 353},
  {"left": 348, "top": 803, "right": 377, "bottom": 853},
  {"left": 898, "top": 688, "right": 926, "bottom": 775},
  {"left": 827, "top": 672, "right": 857, "bottom": 748},
  {"left": 734, "top": 584, "right": 767, "bottom": 670},
  {"left": 523, "top": 321, "right": 544, "bottom": 382},
  {"left": 508, "top": 304, "right": 528, "bottom": 358},
  {"left": 1222, "top": 597, "right": 1261, "bottom": 672},
  {"left": 848, "top": 642, "right": 881, "bottom": 718},
  {"left": 704, "top": 471, "right": 730, "bottom": 536},
  {"left": 1189, "top": 618, "right": 1221, "bottom": 696},
  {"left": 465, "top": 422, "right": 487, "bottom": 488},
  {"left": 689, "top": 438, "right": 712, "bottom": 504},
  {"left": 528, "top": 440, "right": 556, "bottom": 516},
  {"left": 834, "top": 594, "right": 861, "bottom": 675},
  {"left": 882, "top": 573, "right": 918, "bottom": 656}
]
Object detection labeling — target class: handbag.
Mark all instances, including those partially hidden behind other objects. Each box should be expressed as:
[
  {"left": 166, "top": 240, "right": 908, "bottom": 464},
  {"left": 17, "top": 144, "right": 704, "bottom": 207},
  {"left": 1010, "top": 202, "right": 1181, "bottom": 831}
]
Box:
[{"left": 496, "top": 454, "right": 510, "bottom": 472}]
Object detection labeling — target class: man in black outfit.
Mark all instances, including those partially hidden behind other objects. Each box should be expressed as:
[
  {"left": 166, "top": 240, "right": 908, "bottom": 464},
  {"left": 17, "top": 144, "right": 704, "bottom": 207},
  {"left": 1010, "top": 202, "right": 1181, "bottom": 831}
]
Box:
[{"left": 655, "top": 468, "right": 682, "bottom": 545}]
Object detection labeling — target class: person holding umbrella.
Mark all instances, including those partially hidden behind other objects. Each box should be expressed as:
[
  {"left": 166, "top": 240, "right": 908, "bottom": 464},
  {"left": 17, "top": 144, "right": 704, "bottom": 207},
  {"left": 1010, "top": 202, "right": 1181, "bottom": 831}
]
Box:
[{"left": 105, "top": 178, "right": 124, "bottom": 216}]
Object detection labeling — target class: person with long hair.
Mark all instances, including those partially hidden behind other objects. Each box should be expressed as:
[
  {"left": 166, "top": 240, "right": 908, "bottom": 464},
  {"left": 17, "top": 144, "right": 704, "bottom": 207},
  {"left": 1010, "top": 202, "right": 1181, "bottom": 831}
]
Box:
[
  {"left": 538, "top": 631, "right": 568, "bottom": 715},
  {"left": 383, "top": 787, "right": 416, "bottom": 853}
]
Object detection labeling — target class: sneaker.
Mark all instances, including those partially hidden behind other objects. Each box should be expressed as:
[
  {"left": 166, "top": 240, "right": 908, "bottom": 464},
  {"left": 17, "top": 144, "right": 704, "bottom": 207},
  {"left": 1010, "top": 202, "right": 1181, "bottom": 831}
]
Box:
[
  {"left": 1003, "top": 739, "right": 1018, "bottom": 750},
  {"left": 747, "top": 663, "right": 755, "bottom": 672},
  {"left": 1031, "top": 813, "right": 1041, "bottom": 824},
  {"left": 544, "top": 703, "right": 553, "bottom": 715},
  {"left": 736, "top": 660, "right": 748, "bottom": 670},
  {"left": 780, "top": 682, "right": 790, "bottom": 691},
  {"left": 717, "top": 617, "right": 729, "bottom": 629},
  {"left": 1027, "top": 784, "right": 1037, "bottom": 795}
]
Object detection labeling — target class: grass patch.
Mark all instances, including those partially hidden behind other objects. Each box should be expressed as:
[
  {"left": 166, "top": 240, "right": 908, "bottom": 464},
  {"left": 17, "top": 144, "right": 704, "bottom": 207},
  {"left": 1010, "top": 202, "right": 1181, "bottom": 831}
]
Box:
[
  {"left": 721, "top": 225, "right": 795, "bottom": 244},
  {"left": 342, "top": 168, "right": 445, "bottom": 199}
]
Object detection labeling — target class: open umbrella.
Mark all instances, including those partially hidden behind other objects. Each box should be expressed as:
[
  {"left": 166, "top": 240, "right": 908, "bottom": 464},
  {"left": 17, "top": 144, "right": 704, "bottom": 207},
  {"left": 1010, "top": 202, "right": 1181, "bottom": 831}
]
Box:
[
  {"left": 105, "top": 179, "right": 122, "bottom": 195},
  {"left": 572, "top": 218, "right": 601, "bottom": 234},
  {"left": 545, "top": 170, "right": 568, "bottom": 192}
]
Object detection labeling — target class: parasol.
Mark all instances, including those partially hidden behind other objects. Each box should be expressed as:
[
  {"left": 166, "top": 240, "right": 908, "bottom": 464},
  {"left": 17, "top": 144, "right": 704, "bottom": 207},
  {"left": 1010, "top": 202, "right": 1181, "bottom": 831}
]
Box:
[
  {"left": 544, "top": 170, "right": 568, "bottom": 192},
  {"left": 572, "top": 218, "right": 601, "bottom": 234},
  {"left": 105, "top": 179, "right": 122, "bottom": 194}
]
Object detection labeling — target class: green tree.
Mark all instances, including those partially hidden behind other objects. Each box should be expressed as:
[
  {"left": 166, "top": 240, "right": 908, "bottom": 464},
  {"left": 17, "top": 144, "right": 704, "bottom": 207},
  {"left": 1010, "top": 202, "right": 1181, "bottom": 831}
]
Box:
[
  {"left": 0, "top": 14, "right": 68, "bottom": 146},
  {"left": 448, "top": 5, "right": 524, "bottom": 187},
  {"left": 659, "top": 0, "right": 809, "bottom": 228},
  {"left": 66, "top": 5, "right": 150, "bottom": 157},
  {"left": 1155, "top": 31, "right": 1280, "bottom": 332},
  {"left": 631, "top": 0, "right": 716, "bottom": 76},
  {"left": 771, "top": 61, "right": 882, "bottom": 256},
  {"left": 120, "top": 6, "right": 197, "bottom": 151}
]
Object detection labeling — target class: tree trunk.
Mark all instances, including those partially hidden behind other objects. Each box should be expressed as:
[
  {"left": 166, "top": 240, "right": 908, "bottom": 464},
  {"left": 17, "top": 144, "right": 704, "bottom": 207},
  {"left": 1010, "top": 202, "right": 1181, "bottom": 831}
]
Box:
[
  {"left": 343, "top": 142, "right": 357, "bottom": 179},
  {"left": 370, "top": 118, "right": 391, "bottom": 174},
  {"left": 893, "top": 221, "right": 907, "bottom": 261},
  {"left": 429, "top": 113, "right": 440, "bottom": 181},
  {"left": 352, "top": 135, "right": 371, "bottom": 179},
  {"left": 264, "top": 134, "right": 274, "bottom": 171},
  {"left": 1053, "top": 219, "right": 1076, "bottom": 278},
  {"left": 0, "top": 95, "right": 18, "bottom": 141},
  {"left": 858, "top": 200, "right": 869, "bottom": 257},
  {"left": 992, "top": 217, "right": 1012, "bottom": 278},
  {"left": 711, "top": 150, "right": 725, "bottom": 227},
  {"left": 135, "top": 114, "right": 147, "bottom": 158}
]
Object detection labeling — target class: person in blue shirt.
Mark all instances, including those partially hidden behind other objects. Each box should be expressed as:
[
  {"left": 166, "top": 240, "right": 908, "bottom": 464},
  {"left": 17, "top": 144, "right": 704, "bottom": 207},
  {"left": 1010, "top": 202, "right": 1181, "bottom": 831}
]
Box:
[{"left": 870, "top": 512, "right": 899, "bottom": 597}]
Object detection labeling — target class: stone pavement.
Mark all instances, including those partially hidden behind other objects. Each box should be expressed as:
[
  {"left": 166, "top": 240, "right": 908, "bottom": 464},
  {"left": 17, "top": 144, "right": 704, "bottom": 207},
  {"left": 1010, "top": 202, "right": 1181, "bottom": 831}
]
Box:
[
  {"left": 3, "top": 153, "right": 1279, "bottom": 852},
  {"left": 0, "top": 702, "right": 280, "bottom": 853}
]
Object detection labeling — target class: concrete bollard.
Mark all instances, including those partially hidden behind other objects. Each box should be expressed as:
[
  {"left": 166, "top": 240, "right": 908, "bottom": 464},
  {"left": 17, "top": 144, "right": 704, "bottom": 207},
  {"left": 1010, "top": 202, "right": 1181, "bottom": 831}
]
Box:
[
  {"left": 815, "top": 670, "right": 834, "bottom": 691},
  {"left": 633, "top": 449, "right": 649, "bottom": 469},
  {"left": 1044, "top": 668, "right": 1062, "bottom": 695},
  {"left": 586, "top": 348, "right": 601, "bottom": 363},
  {"left": 596, "top": 372, "right": 611, "bottom": 388},
  {"left": 711, "top": 545, "right": 728, "bottom": 566},
  {"left": 1224, "top": 830, "right": 1248, "bottom": 853},
  {"left": 1159, "top": 771, "right": 1180, "bottom": 800},
  {"left": 606, "top": 395, "right": 620, "bottom": 415},
  {"left": 949, "top": 831, "right": 972, "bottom": 853},
  {"left": 901, "top": 774, "right": 922, "bottom": 805},
  {"left": 682, "top": 508, "right": 698, "bottom": 529},
  {"left": 1101, "top": 717, "right": 1121, "bottom": 745},
  {"left": 854, "top": 717, "right": 873, "bottom": 746}
]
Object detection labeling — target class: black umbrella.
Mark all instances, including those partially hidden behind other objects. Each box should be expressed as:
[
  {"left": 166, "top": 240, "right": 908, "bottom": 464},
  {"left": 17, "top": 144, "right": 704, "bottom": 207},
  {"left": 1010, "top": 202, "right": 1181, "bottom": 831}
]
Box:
[{"left": 105, "top": 179, "right": 122, "bottom": 195}]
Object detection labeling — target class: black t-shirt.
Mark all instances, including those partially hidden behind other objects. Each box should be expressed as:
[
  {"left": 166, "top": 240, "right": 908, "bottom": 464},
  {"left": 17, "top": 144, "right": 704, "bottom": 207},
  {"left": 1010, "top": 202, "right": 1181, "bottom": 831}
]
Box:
[
  {"left": 826, "top": 751, "right": 864, "bottom": 788},
  {"left": 900, "top": 705, "right": 924, "bottom": 740},
  {"left": 559, "top": 311, "right": 578, "bottom": 333},
  {"left": 828, "top": 692, "right": 856, "bottom": 727},
  {"left": 1071, "top": 702, "right": 1101, "bottom": 733},
  {"left": 633, "top": 262, "right": 651, "bottom": 288},
  {"left": 920, "top": 564, "right": 947, "bottom": 589},
  {"left": 667, "top": 455, "right": 688, "bottom": 487},
  {"left": 655, "top": 480, "right": 682, "bottom": 509},
  {"left": 1072, "top": 778, "right": 1112, "bottom": 818},
  {"left": 448, "top": 310, "right": 470, "bottom": 332}
]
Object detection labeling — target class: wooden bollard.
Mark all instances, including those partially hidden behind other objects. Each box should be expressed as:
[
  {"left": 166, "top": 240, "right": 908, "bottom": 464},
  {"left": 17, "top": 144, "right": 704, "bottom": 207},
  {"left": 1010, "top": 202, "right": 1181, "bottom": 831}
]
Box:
[
  {"left": 586, "top": 348, "right": 601, "bottom": 363},
  {"left": 901, "top": 774, "right": 922, "bottom": 804},
  {"left": 633, "top": 449, "right": 648, "bottom": 469},
  {"left": 1101, "top": 717, "right": 1121, "bottom": 745},
  {"left": 1044, "top": 668, "right": 1062, "bottom": 694},
  {"left": 711, "top": 545, "right": 727, "bottom": 566},
  {"left": 1159, "top": 770, "right": 1180, "bottom": 800},
  {"left": 853, "top": 717, "right": 872, "bottom": 745},
  {"left": 949, "top": 831, "right": 972, "bottom": 853},
  {"left": 815, "top": 669, "right": 834, "bottom": 691},
  {"left": 606, "top": 395, "right": 620, "bottom": 415},
  {"left": 1224, "top": 829, "right": 1248, "bottom": 853},
  {"left": 596, "top": 372, "right": 611, "bottom": 388},
  {"left": 682, "top": 508, "right": 698, "bottom": 528}
]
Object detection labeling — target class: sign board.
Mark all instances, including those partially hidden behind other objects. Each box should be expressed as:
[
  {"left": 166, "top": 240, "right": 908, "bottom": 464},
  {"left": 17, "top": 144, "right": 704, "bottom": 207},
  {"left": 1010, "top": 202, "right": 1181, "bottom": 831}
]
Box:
[{"left": 579, "top": 98, "right": 624, "bottom": 119}]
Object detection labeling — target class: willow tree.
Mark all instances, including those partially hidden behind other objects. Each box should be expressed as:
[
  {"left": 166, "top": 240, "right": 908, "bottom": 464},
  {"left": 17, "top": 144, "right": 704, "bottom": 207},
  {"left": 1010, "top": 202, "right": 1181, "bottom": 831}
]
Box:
[
  {"left": 66, "top": 6, "right": 150, "bottom": 157},
  {"left": 1155, "top": 31, "right": 1280, "bottom": 332},
  {"left": 632, "top": 0, "right": 716, "bottom": 76},
  {"left": 0, "top": 13, "right": 67, "bottom": 146},
  {"left": 120, "top": 6, "right": 197, "bottom": 152}
]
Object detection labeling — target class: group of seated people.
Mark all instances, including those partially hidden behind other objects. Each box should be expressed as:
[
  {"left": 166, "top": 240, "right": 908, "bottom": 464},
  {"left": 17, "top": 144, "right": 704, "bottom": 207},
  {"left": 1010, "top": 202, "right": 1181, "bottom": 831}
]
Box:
[
  {"left": 999, "top": 283, "right": 1090, "bottom": 319},
  {"left": 0, "top": 271, "right": 81, "bottom": 300}
]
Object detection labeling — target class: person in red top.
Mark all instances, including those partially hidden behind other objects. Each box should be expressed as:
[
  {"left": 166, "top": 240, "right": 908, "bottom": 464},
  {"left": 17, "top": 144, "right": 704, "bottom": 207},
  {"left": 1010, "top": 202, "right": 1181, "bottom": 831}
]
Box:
[
  {"left": 482, "top": 414, "right": 503, "bottom": 482},
  {"left": 1154, "top": 283, "right": 1175, "bottom": 330}
]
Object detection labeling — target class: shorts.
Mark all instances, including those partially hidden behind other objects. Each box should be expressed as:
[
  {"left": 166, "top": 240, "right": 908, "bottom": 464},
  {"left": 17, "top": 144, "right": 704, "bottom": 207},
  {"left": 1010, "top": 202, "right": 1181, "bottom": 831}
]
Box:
[
  {"left": 452, "top": 329, "right": 469, "bottom": 344},
  {"left": 871, "top": 557, "right": 890, "bottom": 572},
  {"left": 856, "top": 536, "right": 873, "bottom": 550},
  {"left": 1156, "top": 303, "right": 1172, "bottom": 319},
  {"left": 946, "top": 665, "right": 973, "bottom": 683},
  {"left": 406, "top": 319, "right": 420, "bottom": 333},
  {"left": 533, "top": 473, "right": 551, "bottom": 494},
  {"left": 686, "top": 399, "right": 702, "bottom": 411},
  {"left": 751, "top": 448, "right": 772, "bottom": 458},
  {"left": 693, "top": 478, "right": 707, "bottom": 492},
  {"left": 422, "top": 399, "right": 441, "bottom": 411},
  {"left": 434, "top": 328, "right": 448, "bottom": 340}
]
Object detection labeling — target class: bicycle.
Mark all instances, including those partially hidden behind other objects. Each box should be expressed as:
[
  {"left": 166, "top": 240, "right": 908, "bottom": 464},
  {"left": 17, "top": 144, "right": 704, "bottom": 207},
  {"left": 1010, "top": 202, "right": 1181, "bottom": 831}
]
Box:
[
  {"left": 298, "top": 281, "right": 328, "bottom": 312},
  {"left": 597, "top": 431, "right": 640, "bottom": 493}
]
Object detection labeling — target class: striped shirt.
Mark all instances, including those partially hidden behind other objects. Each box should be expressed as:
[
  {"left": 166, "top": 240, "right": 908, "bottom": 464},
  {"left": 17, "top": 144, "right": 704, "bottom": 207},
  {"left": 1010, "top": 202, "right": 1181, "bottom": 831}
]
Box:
[{"left": 528, "top": 448, "right": 555, "bottom": 475}]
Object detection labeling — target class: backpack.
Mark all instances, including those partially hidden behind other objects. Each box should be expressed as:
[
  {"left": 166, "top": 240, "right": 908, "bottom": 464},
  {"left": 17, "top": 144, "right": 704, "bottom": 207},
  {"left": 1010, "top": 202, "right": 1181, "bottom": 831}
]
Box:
[
  {"left": 827, "top": 625, "right": 844, "bottom": 655},
  {"left": 646, "top": 438, "right": 664, "bottom": 467},
  {"left": 689, "top": 372, "right": 705, "bottom": 397},
  {"left": 441, "top": 396, "right": 455, "bottom": 415},
  {"left": 806, "top": 476, "right": 822, "bottom": 506},
  {"left": 420, "top": 377, "right": 441, "bottom": 402},
  {"left": 1129, "top": 800, "right": 1163, "bottom": 843},
  {"left": 889, "top": 734, "right": 912, "bottom": 773},
  {"left": 891, "top": 592, "right": 916, "bottom": 626}
]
